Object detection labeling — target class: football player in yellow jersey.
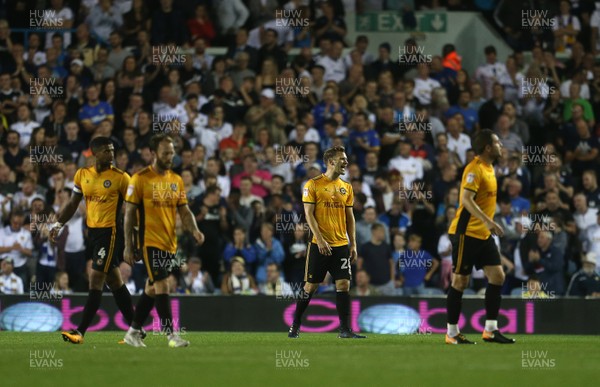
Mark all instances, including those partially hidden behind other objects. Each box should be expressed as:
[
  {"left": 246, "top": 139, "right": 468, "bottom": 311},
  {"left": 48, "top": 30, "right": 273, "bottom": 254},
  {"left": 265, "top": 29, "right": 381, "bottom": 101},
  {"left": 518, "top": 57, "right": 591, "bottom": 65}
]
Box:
[
  {"left": 289, "top": 146, "right": 366, "bottom": 339},
  {"left": 50, "top": 137, "right": 137, "bottom": 344},
  {"left": 122, "top": 134, "right": 204, "bottom": 348},
  {"left": 445, "top": 129, "right": 515, "bottom": 345}
]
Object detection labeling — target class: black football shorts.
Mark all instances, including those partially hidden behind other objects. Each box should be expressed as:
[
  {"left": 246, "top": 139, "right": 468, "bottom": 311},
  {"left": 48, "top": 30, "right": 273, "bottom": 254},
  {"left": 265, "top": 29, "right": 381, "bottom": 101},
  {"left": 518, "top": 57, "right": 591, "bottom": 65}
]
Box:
[
  {"left": 304, "top": 243, "right": 352, "bottom": 283},
  {"left": 88, "top": 227, "right": 122, "bottom": 273},
  {"left": 449, "top": 233, "right": 501, "bottom": 275}
]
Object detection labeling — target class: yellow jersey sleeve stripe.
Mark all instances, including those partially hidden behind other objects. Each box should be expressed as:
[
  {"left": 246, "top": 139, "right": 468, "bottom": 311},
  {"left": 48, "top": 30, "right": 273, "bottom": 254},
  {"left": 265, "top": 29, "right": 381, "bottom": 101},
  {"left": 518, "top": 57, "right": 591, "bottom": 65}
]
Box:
[{"left": 464, "top": 187, "right": 477, "bottom": 193}]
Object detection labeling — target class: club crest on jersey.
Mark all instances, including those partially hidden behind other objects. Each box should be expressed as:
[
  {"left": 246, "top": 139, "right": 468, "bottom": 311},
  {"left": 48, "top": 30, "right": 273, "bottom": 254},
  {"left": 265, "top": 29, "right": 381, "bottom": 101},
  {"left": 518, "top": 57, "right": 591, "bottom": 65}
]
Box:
[
  {"left": 170, "top": 183, "right": 177, "bottom": 191},
  {"left": 466, "top": 173, "right": 475, "bottom": 183},
  {"left": 103, "top": 180, "right": 111, "bottom": 188},
  {"left": 340, "top": 187, "right": 347, "bottom": 195}
]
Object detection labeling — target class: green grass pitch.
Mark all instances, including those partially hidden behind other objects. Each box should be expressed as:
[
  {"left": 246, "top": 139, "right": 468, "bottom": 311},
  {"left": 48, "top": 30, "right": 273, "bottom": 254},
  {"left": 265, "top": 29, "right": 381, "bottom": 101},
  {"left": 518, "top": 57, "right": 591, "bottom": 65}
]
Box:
[{"left": 1, "top": 332, "right": 598, "bottom": 386}]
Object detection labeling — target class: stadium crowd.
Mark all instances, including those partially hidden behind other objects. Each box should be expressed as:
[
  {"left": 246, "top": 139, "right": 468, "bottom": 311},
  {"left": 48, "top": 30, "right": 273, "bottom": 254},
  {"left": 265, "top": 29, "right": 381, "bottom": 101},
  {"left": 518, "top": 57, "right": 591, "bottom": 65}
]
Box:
[{"left": 0, "top": 0, "right": 600, "bottom": 299}]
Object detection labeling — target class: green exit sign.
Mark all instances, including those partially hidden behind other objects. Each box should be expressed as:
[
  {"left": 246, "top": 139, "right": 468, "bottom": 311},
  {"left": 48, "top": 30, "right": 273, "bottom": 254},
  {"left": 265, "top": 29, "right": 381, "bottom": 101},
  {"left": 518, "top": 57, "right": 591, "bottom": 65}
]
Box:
[{"left": 356, "top": 12, "right": 447, "bottom": 32}]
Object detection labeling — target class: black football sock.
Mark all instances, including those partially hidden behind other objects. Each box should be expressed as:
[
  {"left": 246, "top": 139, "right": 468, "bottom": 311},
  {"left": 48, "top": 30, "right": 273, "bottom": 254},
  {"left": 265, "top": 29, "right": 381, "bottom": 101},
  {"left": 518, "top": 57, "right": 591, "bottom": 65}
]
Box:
[
  {"left": 292, "top": 289, "right": 313, "bottom": 325},
  {"left": 485, "top": 283, "right": 503, "bottom": 321},
  {"left": 154, "top": 294, "right": 173, "bottom": 335},
  {"left": 336, "top": 291, "right": 350, "bottom": 331},
  {"left": 446, "top": 286, "right": 463, "bottom": 325},
  {"left": 131, "top": 291, "right": 155, "bottom": 330},
  {"left": 77, "top": 289, "right": 102, "bottom": 335},
  {"left": 112, "top": 285, "right": 134, "bottom": 326}
]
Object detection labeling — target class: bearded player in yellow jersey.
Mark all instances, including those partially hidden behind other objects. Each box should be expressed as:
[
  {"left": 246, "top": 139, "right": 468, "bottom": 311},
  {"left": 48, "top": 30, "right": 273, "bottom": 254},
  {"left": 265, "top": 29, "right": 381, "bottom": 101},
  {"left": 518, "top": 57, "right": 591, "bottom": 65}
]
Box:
[
  {"left": 289, "top": 146, "right": 366, "bottom": 339},
  {"left": 446, "top": 129, "right": 515, "bottom": 345},
  {"left": 122, "top": 134, "right": 204, "bottom": 348}
]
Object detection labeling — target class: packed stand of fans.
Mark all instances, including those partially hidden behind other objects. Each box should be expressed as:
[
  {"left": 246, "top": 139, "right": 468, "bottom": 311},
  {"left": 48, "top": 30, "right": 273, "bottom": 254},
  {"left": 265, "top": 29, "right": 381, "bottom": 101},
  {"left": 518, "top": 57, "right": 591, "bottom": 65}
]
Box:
[{"left": 0, "top": 0, "right": 599, "bottom": 299}]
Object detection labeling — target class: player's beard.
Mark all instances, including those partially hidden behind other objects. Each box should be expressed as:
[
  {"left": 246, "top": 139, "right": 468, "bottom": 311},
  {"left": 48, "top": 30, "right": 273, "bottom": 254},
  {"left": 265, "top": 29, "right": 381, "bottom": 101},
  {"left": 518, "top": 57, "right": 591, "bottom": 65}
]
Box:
[{"left": 156, "top": 158, "right": 172, "bottom": 171}]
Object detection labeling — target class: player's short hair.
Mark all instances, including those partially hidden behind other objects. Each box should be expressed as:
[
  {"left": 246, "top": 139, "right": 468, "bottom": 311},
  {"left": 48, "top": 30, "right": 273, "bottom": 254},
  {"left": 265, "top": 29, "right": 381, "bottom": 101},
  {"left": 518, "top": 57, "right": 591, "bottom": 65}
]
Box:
[
  {"left": 472, "top": 129, "right": 495, "bottom": 155},
  {"left": 149, "top": 133, "right": 173, "bottom": 152},
  {"left": 89, "top": 136, "right": 112, "bottom": 154},
  {"left": 323, "top": 145, "right": 346, "bottom": 165}
]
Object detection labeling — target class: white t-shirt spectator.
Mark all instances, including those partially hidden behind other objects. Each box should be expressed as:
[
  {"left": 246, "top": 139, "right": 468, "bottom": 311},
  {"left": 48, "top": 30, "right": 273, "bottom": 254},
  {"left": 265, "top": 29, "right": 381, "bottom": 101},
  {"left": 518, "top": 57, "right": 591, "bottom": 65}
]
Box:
[
  {"left": 574, "top": 207, "right": 597, "bottom": 235},
  {"left": 0, "top": 226, "right": 34, "bottom": 268},
  {"left": 317, "top": 55, "right": 346, "bottom": 83},
  {"left": 43, "top": 6, "right": 74, "bottom": 48},
  {"left": 0, "top": 271, "right": 24, "bottom": 294},
  {"left": 475, "top": 61, "right": 509, "bottom": 99},
  {"left": 560, "top": 79, "right": 590, "bottom": 99},
  {"left": 413, "top": 77, "right": 441, "bottom": 105},
  {"left": 585, "top": 223, "right": 600, "bottom": 272},
  {"left": 288, "top": 128, "right": 321, "bottom": 143},
  {"left": 447, "top": 133, "right": 472, "bottom": 165},
  {"left": 591, "top": 8, "right": 600, "bottom": 51},
  {"left": 387, "top": 155, "right": 424, "bottom": 188},
  {"left": 11, "top": 120, "right": 40, "bottom": 149}
]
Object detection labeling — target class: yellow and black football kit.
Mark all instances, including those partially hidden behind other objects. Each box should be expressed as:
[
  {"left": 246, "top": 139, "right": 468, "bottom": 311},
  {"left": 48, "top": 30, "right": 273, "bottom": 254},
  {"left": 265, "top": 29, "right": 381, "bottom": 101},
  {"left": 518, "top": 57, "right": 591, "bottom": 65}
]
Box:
[
  {"left": 448, "top": 156, "right": 501, "bottom": 275},
  {"left": 302, "top": 174, "right": 353, "bottom": 283},
  {"left": 73, "top": 165, "right": 130, "bottom": 273},
  {"left": 126, "top": 166, "right": 187, "bottom": 282}
]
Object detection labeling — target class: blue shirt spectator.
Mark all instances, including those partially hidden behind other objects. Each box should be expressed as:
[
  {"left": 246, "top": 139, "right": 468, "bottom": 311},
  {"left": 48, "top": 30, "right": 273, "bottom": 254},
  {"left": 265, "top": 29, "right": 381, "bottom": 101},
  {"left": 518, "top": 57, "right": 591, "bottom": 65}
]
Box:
[{"left": 254, "top": 224, "right": 285, "bottom": 284}]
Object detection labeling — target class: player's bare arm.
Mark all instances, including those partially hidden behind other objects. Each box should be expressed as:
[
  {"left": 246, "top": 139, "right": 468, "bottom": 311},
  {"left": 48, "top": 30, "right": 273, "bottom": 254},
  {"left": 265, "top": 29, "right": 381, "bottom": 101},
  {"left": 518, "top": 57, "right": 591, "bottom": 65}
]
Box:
[
  {"left": 50, "top": 191, "right": 83, "bottom": 243},
  {"left": 345, "top": 206, "right": 357, "bottom": 263},
  {"left": 123, "top": 201, "right": 138, "bottom": 265},
  {"left": 177, "top": 205, "right": 205, "bottom": 245},
  {"left": 304, "top": 202, "right": 331, "bottom": 255},
  {"left": 461, "top": 189, "right": 504, "bottom": 237}
]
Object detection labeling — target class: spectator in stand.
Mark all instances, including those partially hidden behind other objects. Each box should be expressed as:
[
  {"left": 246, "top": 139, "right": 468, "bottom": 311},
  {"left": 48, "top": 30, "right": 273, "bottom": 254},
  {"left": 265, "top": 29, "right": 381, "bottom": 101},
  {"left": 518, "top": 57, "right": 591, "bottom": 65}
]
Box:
[
  {"left": 187, "top": 4, "right": 216, "bottom": 45},
  {"left": 445, "top": 90, "right": 479, "bottom": 134},
  {"left": 221, "top": 256, "right": 258, "bottom": 295},
  {"left": 495, "top": 114, "right": 523, "bottom": 153},
  {"left": 350, "top": 269, "right": 380, "bottom": 296},
  {"left": 388, "top": 140, "right": 424, "bottom": 187},
  {"left": 85, "top": 0, "right": 123, "bottom": 43},
  {"left": 564, "top": 119, "right": 599, "bottom": 178},
  {"left": 378, "top": 197, "right": 411, "bottom": 236},
  {"left": 0, "top": 210, "right": 33, "bottom": 285},
  {"left": 574, "top": 192, "right": 598, "bottom": 237},
  {"left": 223, "top": 226, "right": 257, "bottom": 274},
  {"left": 356, "top": 206, "right": 390, "bottom": 248},
  {"left": 232, "top": 155, "right": 272, "bottom": 200},
  {"left": 566, "top": 252, "right": 600, "bottom": 297},
  {"left": 475, "top": 45, "right": 509, "bottom": 99},
  {"left": 314, "top": 0, "right": 347, "bottom": 45},
  {"left": 358, "top": 223, "right": 395, "bottom": 295},
  {"left": 478, "top": 83, "right": 505, "bottom": 130},
  {"left": 553, "top": 0, "right": 580, "bottom": 55},
  {"left": 525, "top": 230, "right": 565, "bottom": 295},
  {"left": 254, "top": 223, "right": 285, "bottom": 284},
  {"left": 0, "top": 258, "right": 23, "bottom": 294},
  {"left": 582, "top": 170, "right": 600, "bottom": 209},
  {"left": 398, "top": 234, "right": 438, "bottom": 295},
  {"left": 10, "top": 104, "right": 40, "bottom": 149},
  {"left": 446, "top": 116, "right": 471, "bottom": 166},
  {"left": 150, "top": 0, "right": 188, "bottom": 45},
  {"left": 349, "top": 112, "right": 380, "bottom": 170},
  {"left": 184, "top": 257, "right": 215, "bottom": 295},
  {"left": 259, "top": 263, "right": 293, "bottom": 297}
]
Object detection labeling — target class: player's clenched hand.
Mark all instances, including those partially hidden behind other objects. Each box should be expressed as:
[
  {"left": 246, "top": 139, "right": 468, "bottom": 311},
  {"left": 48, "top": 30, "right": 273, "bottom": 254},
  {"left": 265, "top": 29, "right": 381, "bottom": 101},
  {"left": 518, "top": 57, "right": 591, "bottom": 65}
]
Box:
[
  {"left": 123, "top": 246, "right": 135, "bottom": 266},
  {"left": 193, "top": 230, "right": 205, "bottom": 245},
  {"left": 317, "top": 238, "right": 332, "bottom": 256},
  {"left": 49, "top": 222, "right": 62, "bottom": 244},
  {"left": 349, "top": 246, "right": 358, "bottom": 264},
  {"left": 486, "top": 220, "right": 504, "bottom": 237}
]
